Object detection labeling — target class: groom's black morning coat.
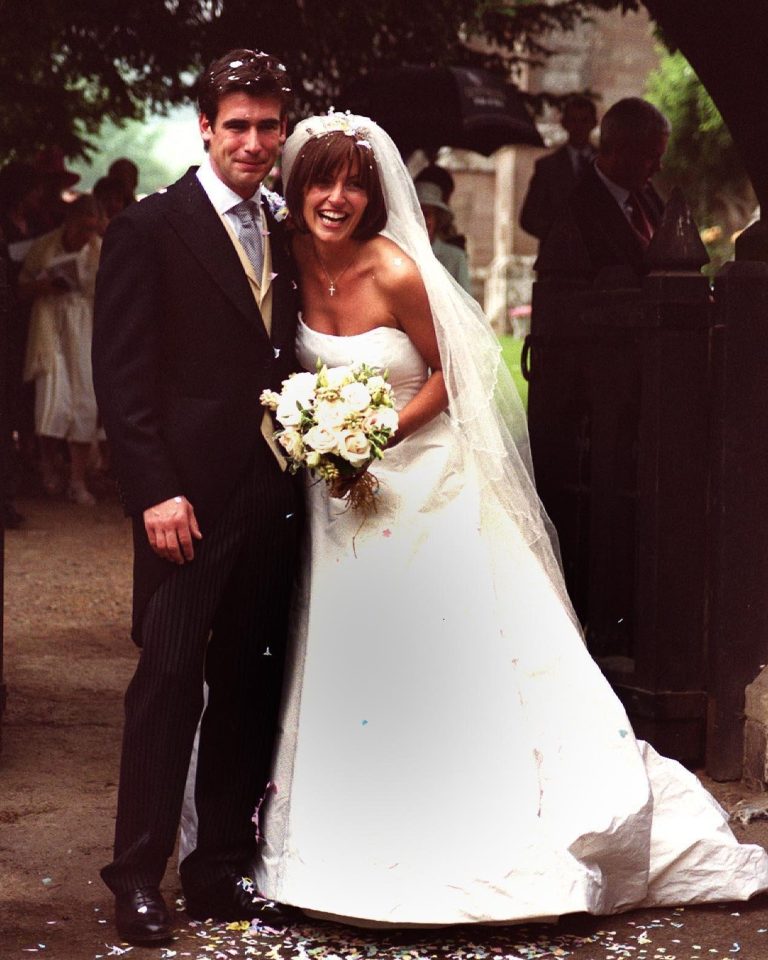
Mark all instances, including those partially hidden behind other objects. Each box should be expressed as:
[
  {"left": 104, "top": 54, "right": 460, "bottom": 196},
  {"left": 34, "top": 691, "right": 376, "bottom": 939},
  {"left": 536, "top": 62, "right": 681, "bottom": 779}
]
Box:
[
  {"left": 93, "top": 166, "right": 303, "bottom": 898},
  {"left": 93, "top": 168, "right": 300, "bottom": 637}
]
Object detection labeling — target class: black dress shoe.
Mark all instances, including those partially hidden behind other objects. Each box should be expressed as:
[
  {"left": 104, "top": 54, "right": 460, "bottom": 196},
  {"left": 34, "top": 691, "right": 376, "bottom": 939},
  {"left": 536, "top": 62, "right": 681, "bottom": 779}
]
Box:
[
  {"left": 185, "top": 875, "right": 300, "bottom": 926},
  {"left": 115, "top": 886, "right": 173, "bottom": 944}
]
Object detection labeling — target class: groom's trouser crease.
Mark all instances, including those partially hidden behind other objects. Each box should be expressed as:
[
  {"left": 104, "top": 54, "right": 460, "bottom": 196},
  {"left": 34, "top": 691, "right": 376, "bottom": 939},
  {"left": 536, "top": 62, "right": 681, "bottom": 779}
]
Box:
[{"left": 101, "top": 452, "right": 301, "bottom": 896}]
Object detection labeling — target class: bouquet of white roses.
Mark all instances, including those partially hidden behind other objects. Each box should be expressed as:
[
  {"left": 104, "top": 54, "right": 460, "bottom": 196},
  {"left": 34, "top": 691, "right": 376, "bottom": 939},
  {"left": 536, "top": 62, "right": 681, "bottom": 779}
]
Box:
[{"left": 260, "top": 360, "right": 399, "bottom": 510}]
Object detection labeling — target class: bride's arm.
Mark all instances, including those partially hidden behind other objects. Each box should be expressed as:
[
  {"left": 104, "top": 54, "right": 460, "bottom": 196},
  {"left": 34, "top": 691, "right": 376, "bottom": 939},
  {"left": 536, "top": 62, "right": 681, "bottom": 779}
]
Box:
[{"left": 385, "top": 257, "right": 448, "bottom": 444}]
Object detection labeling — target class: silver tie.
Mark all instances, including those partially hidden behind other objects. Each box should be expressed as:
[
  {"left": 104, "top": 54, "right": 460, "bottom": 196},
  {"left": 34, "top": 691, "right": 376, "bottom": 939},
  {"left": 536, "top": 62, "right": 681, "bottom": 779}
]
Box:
[{"left": 233, "top": 199, "right": 264, "bottom": 279}]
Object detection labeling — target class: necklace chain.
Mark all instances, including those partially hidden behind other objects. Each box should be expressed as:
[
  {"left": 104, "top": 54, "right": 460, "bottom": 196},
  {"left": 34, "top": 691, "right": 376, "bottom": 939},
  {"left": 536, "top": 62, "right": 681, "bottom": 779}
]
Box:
[{"left": 314, "top": 246, "right": 358, "bottom": 296}]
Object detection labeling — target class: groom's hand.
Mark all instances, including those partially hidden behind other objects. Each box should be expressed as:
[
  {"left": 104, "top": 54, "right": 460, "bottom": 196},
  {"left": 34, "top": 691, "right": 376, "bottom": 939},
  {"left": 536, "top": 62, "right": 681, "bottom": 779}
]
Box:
[{"left": 143, "top": 496, "right": 203, "bottom": 564}]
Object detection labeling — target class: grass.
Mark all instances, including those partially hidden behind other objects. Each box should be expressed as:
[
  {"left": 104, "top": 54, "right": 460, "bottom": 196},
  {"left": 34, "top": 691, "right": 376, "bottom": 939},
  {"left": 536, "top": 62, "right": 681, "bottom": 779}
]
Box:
[{"left": 499, "top": 334, "right": 528, "bottom": 408}]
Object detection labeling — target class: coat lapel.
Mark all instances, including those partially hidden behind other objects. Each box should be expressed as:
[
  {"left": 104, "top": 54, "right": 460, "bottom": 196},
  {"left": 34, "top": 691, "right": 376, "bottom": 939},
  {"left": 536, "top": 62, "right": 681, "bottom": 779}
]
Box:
[
  {"left": 162, "top": 169, "right": 270, "bottom": 344},
  {"left": 583, "top": 167, "right": 647, "bottom": 269},
  {"left": 262, "top": 201, "right": 299, "bottom": 343}
]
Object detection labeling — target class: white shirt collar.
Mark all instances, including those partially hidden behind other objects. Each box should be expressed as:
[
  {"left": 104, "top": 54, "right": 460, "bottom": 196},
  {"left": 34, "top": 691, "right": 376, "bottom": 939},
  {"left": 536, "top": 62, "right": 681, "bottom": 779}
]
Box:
[
  {"left": 196, "top": 155, "right": 262, "bottom": 215},
  {"left": 594, "top": 161, "right": 631, "bottom": 210}
]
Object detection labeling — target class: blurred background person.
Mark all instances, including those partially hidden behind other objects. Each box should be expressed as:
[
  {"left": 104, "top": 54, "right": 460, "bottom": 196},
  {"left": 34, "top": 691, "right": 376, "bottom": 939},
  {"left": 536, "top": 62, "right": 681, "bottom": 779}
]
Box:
[
  {"left": 1, "top": 235, "right": 25, "bottom": 527},
  {"left": 19, "top": 195, "right": 103, "bottom": 505},
  {"left": 415, "top": 179, "right": 472, "bottom": 295},
  {"left": 535, "top": 97, "right": 668, "bottom": 285},
  {"left": 415, "top": 162, "right": 455, "bottom": 203},
  {"left": 93, "top": 175, "right": 129, "bottom": 233},
  {"left": 415, "top": 162, "right": 468, "bottom": 251},
  {"left": 0, "top": 161, "right": 44, "bottom": 249},
  {"left": 31, "top": 146, "right": 81, "bottom": 233},
  {"left": 0, "top": 161, "right": 45, "bottom": 517},
  {"left": 107, "top": 157, "right": 139, "bottom": 206},
  {"left": 520, "top": 94, "right": 598, "bottom": 245}
]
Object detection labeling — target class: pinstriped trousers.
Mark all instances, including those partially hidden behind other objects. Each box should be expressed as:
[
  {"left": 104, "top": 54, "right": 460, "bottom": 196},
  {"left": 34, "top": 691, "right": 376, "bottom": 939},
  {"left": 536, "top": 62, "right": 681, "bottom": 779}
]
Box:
[{"left": 101, "top": 453, "right": 302, "bottom": 897}]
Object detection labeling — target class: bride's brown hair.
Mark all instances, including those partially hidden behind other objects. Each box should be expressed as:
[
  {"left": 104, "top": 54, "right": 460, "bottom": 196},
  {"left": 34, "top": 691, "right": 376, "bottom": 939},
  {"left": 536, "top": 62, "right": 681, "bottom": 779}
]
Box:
[{"left": 285, "top": 130, "right": 387, "bottom": 241}]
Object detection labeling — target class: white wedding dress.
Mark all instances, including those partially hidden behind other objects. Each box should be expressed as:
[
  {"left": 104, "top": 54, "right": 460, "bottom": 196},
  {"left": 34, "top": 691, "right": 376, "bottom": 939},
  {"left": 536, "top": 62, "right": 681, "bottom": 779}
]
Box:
[{"left": 254, "top": 318, "right": 768, "bottom": 925}]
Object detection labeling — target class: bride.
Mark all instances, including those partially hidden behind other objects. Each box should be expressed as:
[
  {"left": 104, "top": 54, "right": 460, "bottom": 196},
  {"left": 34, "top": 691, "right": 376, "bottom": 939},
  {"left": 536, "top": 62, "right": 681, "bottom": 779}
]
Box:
[{"left": 251, "top": 112, "right": 768, "bottom": 925}]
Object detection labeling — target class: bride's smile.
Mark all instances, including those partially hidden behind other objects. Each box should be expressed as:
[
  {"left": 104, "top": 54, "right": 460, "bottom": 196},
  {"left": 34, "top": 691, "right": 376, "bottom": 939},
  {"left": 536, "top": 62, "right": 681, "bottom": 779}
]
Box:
[{"left": 303, "top": 164, "right": 369, "bottom": 245}]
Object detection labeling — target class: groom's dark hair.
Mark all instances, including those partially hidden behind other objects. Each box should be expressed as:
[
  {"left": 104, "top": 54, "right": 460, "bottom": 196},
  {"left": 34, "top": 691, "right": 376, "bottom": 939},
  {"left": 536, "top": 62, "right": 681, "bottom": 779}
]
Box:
[{"left": 197, "top": 48, "right": 293, "bottom": 125}]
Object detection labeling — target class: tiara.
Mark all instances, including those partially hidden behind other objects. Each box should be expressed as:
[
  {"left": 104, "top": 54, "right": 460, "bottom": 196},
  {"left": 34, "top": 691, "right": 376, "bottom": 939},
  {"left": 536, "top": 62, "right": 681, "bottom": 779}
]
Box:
[{"left": 303, "top": 109, "right": 373, "bottom": 149}]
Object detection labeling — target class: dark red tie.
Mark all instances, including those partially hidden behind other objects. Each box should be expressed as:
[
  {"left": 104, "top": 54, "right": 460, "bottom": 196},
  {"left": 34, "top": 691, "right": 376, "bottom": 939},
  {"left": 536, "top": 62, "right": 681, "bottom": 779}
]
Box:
[{"left": 628, "top": 192, "right": 654, "bottom": 247}]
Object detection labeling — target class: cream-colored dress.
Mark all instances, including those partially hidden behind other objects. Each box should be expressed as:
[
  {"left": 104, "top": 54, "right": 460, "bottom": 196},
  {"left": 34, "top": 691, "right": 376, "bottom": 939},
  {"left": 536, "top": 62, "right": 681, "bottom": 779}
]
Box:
[
  {"left": 253, "top": 320, "right": 768, "bottom": 927},
  {"left": 22, "top": 228, "right": 101, "bottom": 442}
]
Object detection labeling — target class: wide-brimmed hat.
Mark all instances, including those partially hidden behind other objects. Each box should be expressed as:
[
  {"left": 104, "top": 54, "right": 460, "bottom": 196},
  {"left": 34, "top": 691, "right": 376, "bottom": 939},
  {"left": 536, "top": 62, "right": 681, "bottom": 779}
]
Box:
[
  {"left": 33, "top": 146, "right": 80, "bottom": 188},
  {"left": 414, "top": 179, "right": 452, "bottom": 214}
]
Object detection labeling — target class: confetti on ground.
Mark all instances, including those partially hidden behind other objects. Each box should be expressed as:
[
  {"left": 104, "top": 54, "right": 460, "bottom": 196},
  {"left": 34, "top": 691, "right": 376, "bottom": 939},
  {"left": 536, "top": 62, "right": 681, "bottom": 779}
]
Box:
[{"left": 84, "top": 906, "right": 722, "bottom": 960}]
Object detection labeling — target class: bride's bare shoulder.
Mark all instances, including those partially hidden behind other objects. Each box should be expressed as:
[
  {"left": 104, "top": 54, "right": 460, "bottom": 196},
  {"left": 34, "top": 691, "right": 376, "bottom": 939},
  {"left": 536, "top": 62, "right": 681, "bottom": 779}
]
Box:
[{"left": 369, "top": 236, "right": 421, "bottom": 290}]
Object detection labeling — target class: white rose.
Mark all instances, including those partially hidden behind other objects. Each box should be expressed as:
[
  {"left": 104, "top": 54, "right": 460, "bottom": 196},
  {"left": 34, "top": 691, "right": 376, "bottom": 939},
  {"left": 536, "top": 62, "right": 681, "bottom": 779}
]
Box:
[
  {"left": 259, "top": 389, "right": 281, "bottom": 410},
  {"left": 275, "top": 398, "right": 302, "bottom": 428},
  {"left": 281, "top": 371, "right": 317, "bottom": 408},
  {"left": 306, "top": 450, "right": 321, "bottom": 469},
  {"left": 304, "top": 424, "right": 339, "bottom": 454},
  {"left": 315, "top": 399, "right": 352, "bottom": 429},
  {"left": 278, "top": 429, "right": 305, "bottom": 460},
  {"left": 340, "top": 381, "right": 372, "bottom": 411},
  {"left": 367, "top": 377, "right": 393, "bottom": 405},
  {"left": 325, "top": 365, "right": 354, "bottom": 389},
  {"left": 366, "top": 406, "right": 399, "bottom": 434},
  {"left": 336, "top": 429, "right": 372, "bottom": 467}
]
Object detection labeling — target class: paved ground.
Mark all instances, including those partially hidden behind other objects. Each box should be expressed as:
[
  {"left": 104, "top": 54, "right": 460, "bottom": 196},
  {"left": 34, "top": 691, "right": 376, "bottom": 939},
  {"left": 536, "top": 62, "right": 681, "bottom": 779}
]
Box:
[{"left": 4, "top": 493, "right": 768, "bottom": 959}]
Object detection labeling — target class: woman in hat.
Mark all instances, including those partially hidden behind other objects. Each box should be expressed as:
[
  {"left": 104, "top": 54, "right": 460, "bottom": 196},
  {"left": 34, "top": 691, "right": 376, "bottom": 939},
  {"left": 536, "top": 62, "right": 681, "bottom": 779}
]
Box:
[{"left": 415, "top": 177, "right": 472, "bottom": 295}]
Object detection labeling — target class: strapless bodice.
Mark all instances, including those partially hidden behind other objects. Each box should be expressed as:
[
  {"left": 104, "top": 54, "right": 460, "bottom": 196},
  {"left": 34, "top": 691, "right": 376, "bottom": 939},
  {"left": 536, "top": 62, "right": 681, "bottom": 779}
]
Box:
[{"left": 296, "top": 320, "right": 429, "bottom": 411}]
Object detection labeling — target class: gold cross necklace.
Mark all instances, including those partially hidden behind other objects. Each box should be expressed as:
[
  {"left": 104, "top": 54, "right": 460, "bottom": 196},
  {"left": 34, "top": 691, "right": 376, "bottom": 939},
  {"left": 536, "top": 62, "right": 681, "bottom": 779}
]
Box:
[{"left": 314, "top": 245, "right": 358, "bottom": 296}]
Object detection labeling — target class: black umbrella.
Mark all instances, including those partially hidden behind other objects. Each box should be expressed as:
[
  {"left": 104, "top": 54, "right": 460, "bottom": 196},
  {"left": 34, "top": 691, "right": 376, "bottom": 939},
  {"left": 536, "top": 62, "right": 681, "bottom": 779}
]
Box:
[{"left": 345, "top": 65, "right": 544, "bottom": 157}]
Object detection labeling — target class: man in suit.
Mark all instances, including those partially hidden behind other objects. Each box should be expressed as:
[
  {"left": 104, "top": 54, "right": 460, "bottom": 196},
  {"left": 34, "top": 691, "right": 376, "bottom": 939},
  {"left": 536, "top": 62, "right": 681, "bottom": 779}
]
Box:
[
  {"left": 535, "top": 97, "right": 669, "bottom": 286},
  {"left": 519, "top": 94, "right": 598, "bottom": 244},
  {"left": 92, "top": 49, "right": 303, "bottom": 945}
]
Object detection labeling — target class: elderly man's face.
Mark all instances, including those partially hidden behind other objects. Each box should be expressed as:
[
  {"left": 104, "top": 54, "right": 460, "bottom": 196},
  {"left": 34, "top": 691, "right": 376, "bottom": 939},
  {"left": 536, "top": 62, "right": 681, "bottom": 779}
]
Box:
[{"left": 608, "top": 132, "right": 668, "bottom": 193}]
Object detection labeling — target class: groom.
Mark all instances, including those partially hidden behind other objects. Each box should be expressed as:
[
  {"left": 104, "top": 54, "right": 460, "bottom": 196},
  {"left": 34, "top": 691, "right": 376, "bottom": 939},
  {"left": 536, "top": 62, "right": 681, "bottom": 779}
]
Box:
[{"left": 92, "top": 50, "right": 303, "bottom": 945}]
